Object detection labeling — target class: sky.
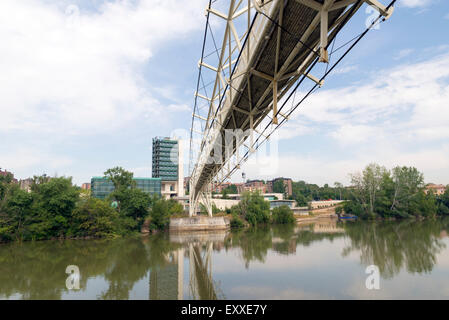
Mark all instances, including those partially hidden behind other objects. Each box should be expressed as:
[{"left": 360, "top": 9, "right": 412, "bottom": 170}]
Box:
[{"left": 0, "top": 0, "right": 448, "bottom": 187}]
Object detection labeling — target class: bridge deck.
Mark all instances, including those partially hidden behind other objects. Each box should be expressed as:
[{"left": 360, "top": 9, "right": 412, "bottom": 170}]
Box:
[{"left": 192, "top": 0, "right": 360, "bottom": 197}]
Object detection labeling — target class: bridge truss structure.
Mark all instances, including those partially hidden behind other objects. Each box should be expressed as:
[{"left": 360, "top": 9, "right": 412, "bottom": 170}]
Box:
[{"left": 188, "top": 0, "right": 396, "bottom": 216}]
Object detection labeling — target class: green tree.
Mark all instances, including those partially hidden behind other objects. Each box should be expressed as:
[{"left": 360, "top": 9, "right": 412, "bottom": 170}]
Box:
[
  {"left": 239, "top": 191, "right": 270, "bottom": 226},
  {"left": 30, "top": 176, "right": 80, "bottom": 239},
  {"left": 273, "top": 179, "right": 285, "bottom": 194},
  {"left": 70, "top": 197, "right": 119, "bottom": 238},
  {"left": 118, "top": 188, "right": 152, "bottom": 229},
  {"left": 0, "top": 172, "right": 15, "bottom": 204},
  {"left": 1, "top": 176, "right": 80, "bottom": 241},
  {"left": 104, "top": 167, "right": 135, "bottom": 191},
  {"left": 335, "top": 205, "right": 343, "bottom": 218},
  {"left": 230, "top": 214, "right": 245, "bottom": 228},
  {"left": 334, "top": 182, "right": 344, "bottom": 200},
  {"left": 271, "top": 205, "right": 295, "bottom": 224},
  {"left": 103, "top": 167, "right": 153, "bottom": 230},
  {"left": 389, "top": 166, "right": 425, "bottom": 216},
  {"left": 221, "top": 188, "right": 230, "bottom": 199},
  {"left": 437, "top": 187, "right": 449, "bottom": 215},
  {"left": 149, "top": 198, "right": 171, "bottom": 231},
  {"left": 346, "top": 164, "right": 439, "bottom": 219},
  {"left": 167, "top": 198, "right": 184, "bottom": 214},
  {"left": 0, "top": 187, "right": 33, "bottom": 241}
]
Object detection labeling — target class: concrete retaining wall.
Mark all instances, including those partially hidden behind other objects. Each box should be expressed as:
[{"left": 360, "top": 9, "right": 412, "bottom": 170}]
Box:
[
  {"left": 169, "top": 216, "right": 230, "bottom": 231},
  {"left": 212, "top": 199, "right": 240, "bottom": 210}
]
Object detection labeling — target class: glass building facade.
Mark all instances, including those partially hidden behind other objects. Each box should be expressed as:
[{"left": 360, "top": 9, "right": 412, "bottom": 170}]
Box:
[
  {"left": 91, "top": 177, "right": 162, "bottom": 199},
  {"left": 152, "top": 137, "right": 179, "bottom": 181}
]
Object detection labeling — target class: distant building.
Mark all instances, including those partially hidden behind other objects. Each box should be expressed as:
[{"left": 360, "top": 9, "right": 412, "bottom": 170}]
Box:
[
  {"left": 425, "top": 184, "right": 447, "bottom": 196},
  {"left": 81, "top": 183, "right": 91, "bottom": 190},
  {"left": 267, "top": 177, "right": 293, "bottom": 196},
  {"left": 308, "top": 200, "right": 344, "bottom": 209},
  {"left": 152, "top": 137, "right": 184, "bottom": 199},
  {"left": 184, "top": 176, "right": 190, "bottom": 193},
  {"left": 91, "top": 177, "right": 161, "bottom": 199},
  {"left": 237, "top": 180, "right": 266, "bottom": 193},
  {"left": 269, "top": 199, "right": 296, "bottom": 209},
  {"left": 213, "top": 181, "right": 233, "bottom": 193},
  {"left": 19, "top": 178, "right": 34, "bottom": 192},
  {"left": 214, "top": 192, "right": 284, "bottom": 201},
  {"left": 0, "top": 168, "right": 17, "bottom": 183}
]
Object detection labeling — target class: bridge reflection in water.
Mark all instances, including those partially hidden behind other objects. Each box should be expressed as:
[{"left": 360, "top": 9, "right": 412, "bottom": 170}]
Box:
[
  {"left": 148, "top": 219, "right": 345, "bottom": 299},
  {"left": 149, "top": 217, "right": 449, "bottom": 299},
  {"left": 149, "top": 231, "right": 228, "bottom": 300}
]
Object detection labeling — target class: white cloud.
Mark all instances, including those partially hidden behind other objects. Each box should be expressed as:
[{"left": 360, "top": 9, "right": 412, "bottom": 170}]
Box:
[
  {"left": 332, "top": 65, "right": 358, "bottom": 75},
  {"left": 330, "top": 124, "right": 384, "bottom": 146},
  {"left": 237, "top": 52, "right": 449, "bottom": 185},
  {"left": 0, "top": 147, "right": 73, "bottom": 175},
  {"left": 298, "top": 53, "right": 449, "bottom": 141},
  {"left": 394, "top": 48, "right": 414, "bottom": 60},
  {"left": 240, "top": 144, "right": 449, "bottom": 186},
  {"left": 0, "top": 0, "right": 203, "bottom": 135},
  {"left": 276, "top": 121, "right": 317, "bottom": 140},
  {"left": 399, "top": 0, "right": 433, "bottom": 8}
]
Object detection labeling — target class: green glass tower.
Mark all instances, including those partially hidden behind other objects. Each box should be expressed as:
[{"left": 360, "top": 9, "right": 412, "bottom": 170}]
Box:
[{"left": 152, "top": 137, "right": 179, "bottom": 181}]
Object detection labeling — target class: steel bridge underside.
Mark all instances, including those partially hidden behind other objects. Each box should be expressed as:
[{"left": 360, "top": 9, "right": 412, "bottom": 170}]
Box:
[
  {"left": 194, "top": 1, "right": 352, "bottom": 196},
  {"left": 190, "top": 0, "right": 393, "bottom": 215}
]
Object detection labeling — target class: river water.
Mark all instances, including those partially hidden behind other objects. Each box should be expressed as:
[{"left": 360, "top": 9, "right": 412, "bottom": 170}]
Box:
[{"left": 1, "top": 218, "right": 449, "bottom": 300}]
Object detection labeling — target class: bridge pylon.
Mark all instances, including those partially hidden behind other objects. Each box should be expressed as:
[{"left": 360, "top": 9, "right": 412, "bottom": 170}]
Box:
[{"left": 189, "top": 180, "right": 212, "bottom": 217}]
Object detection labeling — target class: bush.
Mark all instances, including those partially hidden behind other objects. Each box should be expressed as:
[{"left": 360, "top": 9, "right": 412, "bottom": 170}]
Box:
[
  {"left": 149, "top": 198, "right": 171, "bottom": 231},
  {"left": 167, "top": 198, "right": 184, "bottom": 214},
  {"left": 242, "top": 192, "right": 270, "bottom": 226},
  {"left": 343, "top": 200, "right": 366, "bottom": 218},
  {"left": 199, "top": 203, "right": 221, "bottom": 215},
  {"left": 271, "top": 205, "right": 295, "bottom": 224},
  {"left": 117, "top": 188, "right": 152, "bottom": 229},
  {"left": 335, "top": 206, "right": 343, "bottom": 217},
  {"left": 230, "top": 214, "right": 245, "bottom": 229},
  {"left": 0, "top": 176, "right": 80, "bottom": 241},
  {"left": 70, "top": 198, "right": 119, "bottom": 238},
  {"left": 438, "top": 203, "right": 449, "bottom": 215}
]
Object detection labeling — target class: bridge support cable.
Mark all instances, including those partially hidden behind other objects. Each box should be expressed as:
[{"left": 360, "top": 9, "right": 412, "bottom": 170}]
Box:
[
  {"left": 221, "top": 0, "right": 398, "bottom": 183},
  {"left": 189, "top": 0, "right": 213, "bottom": 178},
  {"left": 189, "top": 0, "right": 395, "bottom": 216}
]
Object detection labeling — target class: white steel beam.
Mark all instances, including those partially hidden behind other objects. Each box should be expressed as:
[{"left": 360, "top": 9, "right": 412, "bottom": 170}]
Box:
[
  {"left": 295, "top": 0, "right": 322, "bottom": 11},
  {"left": 365, "top": 0, "right": 394, "bottom": 18}
]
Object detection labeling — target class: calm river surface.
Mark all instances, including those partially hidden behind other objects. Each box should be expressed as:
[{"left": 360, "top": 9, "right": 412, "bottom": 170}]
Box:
[{"left": 2, "top": 218, "right": 449, "bottom": 300}]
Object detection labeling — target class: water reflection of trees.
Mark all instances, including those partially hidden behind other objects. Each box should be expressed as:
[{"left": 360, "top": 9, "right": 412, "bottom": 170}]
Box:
[
  {"left": 226, "top": 226, "right": 273, "bottom": 268},
  {"left": 0, "top": 235, "right": 185, "bottom": 300},
  {"left": 226, "top": 219, "right": 449, "bottom": 278},
  {"left": 226, "top": 223, "right": 345, "bottom": 268},
  {"left": 0, "top": 238, "right": 152, "bottom": 299},
  {"left": 341, "top": 219, "right": 448, "bottom": 278},
  {"left": 2, "top": 218, "right": 448, "bottom": 299}
]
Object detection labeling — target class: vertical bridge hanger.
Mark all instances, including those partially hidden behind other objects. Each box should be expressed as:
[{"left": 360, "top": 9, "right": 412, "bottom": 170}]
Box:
[{"left": 295, "top": 0, "right": 394, "bottom": 63}]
